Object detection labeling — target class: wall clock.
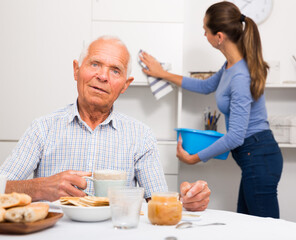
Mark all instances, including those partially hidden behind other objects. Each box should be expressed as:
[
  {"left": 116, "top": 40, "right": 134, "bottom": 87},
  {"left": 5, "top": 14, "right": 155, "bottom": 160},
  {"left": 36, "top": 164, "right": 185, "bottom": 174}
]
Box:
[{"left": 228, "top": 0, "right": 273, "bottom": 25}]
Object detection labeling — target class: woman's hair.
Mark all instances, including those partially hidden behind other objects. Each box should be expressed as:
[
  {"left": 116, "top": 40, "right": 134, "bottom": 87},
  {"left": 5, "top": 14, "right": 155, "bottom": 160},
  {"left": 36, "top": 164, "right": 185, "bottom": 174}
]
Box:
[{"left": 205, "top": 1, "right": 269, "bottom": 100}]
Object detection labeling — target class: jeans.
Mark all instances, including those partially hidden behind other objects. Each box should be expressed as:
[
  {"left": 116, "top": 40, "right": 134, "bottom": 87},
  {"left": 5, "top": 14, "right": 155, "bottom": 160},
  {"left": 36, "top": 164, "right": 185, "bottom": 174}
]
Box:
[{"left": 231, "top": 130, "right": 283, "bottom": 218}]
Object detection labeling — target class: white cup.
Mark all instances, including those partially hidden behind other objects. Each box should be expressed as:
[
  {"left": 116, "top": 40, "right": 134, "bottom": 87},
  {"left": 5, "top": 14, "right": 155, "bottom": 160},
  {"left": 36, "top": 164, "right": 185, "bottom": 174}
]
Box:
[
  {"left": 108, "top": 186, "right": 144, "bottom": 229},
  {"left": 0, "top": 175, "right": 7, "bottom": 194},
  {"left": 85, "top": 170, "right": 127, "bottom": 197}
]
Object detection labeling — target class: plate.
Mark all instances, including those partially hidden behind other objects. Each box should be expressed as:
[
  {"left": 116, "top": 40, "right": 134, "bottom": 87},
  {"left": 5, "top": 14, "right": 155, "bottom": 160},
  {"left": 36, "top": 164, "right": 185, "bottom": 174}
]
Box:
[
  {"left": 53, "top": 201, "right": 111, "bottom": 222},
  {"left": 0, "top": 212, "right": 63, "bottom": 234}
]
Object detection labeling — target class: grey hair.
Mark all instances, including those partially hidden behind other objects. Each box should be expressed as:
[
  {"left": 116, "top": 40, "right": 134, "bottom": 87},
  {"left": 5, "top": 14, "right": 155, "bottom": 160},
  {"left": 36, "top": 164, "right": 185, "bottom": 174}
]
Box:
[{"left": 78, "top": 35, "right": 132, "bottom": 78}]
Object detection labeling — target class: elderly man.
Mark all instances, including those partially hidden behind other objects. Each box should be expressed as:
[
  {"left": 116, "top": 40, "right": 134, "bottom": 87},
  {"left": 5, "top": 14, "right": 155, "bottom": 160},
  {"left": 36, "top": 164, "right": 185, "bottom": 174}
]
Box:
[{"left": 0, "top": 36, "right": 210, "bottom": 211}]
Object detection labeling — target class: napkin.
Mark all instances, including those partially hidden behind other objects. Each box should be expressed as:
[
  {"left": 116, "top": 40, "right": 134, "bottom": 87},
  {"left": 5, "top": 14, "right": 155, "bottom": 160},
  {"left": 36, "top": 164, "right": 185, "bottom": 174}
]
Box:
[{"left": 138, "top": 50, "right": 173, "bottom": 100}]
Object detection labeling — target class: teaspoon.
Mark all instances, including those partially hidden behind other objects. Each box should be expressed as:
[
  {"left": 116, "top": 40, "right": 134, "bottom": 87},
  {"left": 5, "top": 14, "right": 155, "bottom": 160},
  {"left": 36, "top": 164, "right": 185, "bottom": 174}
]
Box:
[{"left": 176, "top": 221, "right": 226, "bottom": 229}]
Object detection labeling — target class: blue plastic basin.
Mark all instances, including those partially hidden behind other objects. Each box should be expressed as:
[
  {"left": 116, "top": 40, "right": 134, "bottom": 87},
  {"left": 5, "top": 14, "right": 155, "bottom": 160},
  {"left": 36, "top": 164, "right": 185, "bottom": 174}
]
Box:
[{"left": 175, "top": 128, "right": 229, "bottom": 160}]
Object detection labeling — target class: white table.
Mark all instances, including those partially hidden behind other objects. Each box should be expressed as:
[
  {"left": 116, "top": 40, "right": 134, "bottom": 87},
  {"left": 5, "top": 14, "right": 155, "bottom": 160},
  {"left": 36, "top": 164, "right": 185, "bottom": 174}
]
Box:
[{"left": 1, "top": 204, "right": 296, "bottom": 240}]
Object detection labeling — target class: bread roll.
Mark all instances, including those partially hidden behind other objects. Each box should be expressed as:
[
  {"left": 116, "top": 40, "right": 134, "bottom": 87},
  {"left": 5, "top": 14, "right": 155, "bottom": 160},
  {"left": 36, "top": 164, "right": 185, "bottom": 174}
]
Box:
[
  {"left": 5, "top": 202, "right": 49, "bottom": 223},
  {"left": 0, "top": 192, "right": 32, "bottom": 208},
  {"left": 0, "top": 207, "right": 5, "bottom": 222}
]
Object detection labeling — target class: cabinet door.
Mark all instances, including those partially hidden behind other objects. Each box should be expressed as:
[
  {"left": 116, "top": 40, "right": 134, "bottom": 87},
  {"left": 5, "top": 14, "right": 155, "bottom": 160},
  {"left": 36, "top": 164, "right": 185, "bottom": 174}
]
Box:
[
  {"left": 114, "top": 86, "right": 178, "bottom": 140},
  {"left": 165, "top": 175, "right": 178, "bottom": 192},
  {"left": 92, "top": 0, "right": 183, "bottom": 23},
  {"left": 92, "top": 21, "right": 183, "bottom": 85},
  {"left": 0, "top": 0, "right": 92, "bottom": 140},
  {"left": 158, "top": 143, "right": 178, "bottom": 175}
]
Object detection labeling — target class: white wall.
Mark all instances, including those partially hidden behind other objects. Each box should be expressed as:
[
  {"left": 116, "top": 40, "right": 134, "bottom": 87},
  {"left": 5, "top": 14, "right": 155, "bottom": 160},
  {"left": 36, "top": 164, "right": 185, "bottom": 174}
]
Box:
[
  {"left": 180, "top": 0, "right": 296, "bottom": 222},
  {"left": 0, "top": 0, "right": 92, "bottom": 140}
]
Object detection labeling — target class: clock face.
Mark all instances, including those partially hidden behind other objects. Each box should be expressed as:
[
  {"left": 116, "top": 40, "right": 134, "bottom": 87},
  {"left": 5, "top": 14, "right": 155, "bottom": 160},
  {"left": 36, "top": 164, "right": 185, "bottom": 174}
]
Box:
[{"left": 229, "top": 0, "right": 273, "bottom": 24}]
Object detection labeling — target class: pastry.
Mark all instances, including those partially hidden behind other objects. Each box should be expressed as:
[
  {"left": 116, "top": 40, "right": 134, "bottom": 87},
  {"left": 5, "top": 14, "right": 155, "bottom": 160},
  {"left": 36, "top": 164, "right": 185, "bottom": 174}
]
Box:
[
  {"left": 4, "top": 202, "right": 49, "bottom": 223},
  {"left": 0, "top": 207, "right": 5, "bottom": 222},
  {"left": 0, "top": 192, "right": 32, "bottom": 209}
]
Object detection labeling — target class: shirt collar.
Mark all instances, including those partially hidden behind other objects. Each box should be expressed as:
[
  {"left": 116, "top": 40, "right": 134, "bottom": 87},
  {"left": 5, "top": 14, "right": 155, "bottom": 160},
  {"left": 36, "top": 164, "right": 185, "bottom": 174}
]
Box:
[{"left": 68, "top": 100, "right": 117, "bottom": 130}]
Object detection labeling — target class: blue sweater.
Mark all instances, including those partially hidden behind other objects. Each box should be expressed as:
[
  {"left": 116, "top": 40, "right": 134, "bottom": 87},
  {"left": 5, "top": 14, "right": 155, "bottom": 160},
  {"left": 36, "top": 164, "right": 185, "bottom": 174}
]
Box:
[{"left": 182, "top": 59, "right": 269, "bottom": 162}]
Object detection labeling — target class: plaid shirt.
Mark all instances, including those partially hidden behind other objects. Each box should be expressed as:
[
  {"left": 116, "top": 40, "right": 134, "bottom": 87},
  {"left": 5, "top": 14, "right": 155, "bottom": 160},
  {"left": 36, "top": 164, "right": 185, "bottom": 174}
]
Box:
[{"left": 0, "top": 102, "right": 168, "bottom": 198}]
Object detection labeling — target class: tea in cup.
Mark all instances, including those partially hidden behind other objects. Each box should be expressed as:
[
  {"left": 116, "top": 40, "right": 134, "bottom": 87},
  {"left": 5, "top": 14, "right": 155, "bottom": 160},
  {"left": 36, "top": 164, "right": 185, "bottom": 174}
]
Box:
[{"left": 85, "top": 169, "right": 126, "bottom": 197}]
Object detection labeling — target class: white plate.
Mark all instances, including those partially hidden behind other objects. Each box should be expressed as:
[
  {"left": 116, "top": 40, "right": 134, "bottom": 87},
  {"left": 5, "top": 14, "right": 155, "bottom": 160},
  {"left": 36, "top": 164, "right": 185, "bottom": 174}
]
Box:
[{"left": 52, "top": 201, "right": 111, "bottom": 222}]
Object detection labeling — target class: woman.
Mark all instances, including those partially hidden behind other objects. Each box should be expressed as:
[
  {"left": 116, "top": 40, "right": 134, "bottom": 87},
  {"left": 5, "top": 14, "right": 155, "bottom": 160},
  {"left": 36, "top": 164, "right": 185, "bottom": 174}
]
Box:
[{"left": 140, "top": 1, "right": 283, "bottom": 218}]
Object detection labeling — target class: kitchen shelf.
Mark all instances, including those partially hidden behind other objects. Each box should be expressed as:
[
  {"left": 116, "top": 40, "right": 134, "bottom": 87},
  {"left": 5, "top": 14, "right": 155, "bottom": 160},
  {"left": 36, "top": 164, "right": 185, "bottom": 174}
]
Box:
[
  {"left": 131, "top": 82, "right": 148, "bottom": 86},
  {"left": 265, "top": 83, "right": 296, "bottom": 150},
  {"left": 266, "top": 83, "right": 296, "bottom": 88},
  {"left": 157, "top": 140, "right": 177, "bottom": 145},
  {"left": 278, "top": 143, "right": 296, "bottom": 148}
]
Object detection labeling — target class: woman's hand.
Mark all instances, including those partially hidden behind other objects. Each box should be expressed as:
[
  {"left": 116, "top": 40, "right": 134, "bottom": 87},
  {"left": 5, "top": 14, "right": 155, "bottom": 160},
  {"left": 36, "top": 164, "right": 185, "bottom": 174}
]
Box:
[
  {"left": 139, "top": 51, "right": 167, "bottom": 79},
  {"left": 139, "top": 51, "right": 183, "bottom": 86},
  {"left": 177, "top": 134, "right": 201, "bottom": 164}
]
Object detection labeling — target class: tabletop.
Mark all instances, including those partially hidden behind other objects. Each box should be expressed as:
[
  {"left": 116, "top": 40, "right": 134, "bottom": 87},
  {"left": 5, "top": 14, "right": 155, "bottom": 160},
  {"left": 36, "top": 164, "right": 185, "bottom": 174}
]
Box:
[{"left": 1, "top": 203, "right": 296, "bottom": 240}]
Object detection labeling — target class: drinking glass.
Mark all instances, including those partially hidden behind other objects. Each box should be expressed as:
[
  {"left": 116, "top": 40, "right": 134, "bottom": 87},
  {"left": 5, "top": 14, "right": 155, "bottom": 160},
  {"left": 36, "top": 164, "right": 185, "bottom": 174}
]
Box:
[{"left": 108, "top": 186, "right": 144, "bottom": 229}]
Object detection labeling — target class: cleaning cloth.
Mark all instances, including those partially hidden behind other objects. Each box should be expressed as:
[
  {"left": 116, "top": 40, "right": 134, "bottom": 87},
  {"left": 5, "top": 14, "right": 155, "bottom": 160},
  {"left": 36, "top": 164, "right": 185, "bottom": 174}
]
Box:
[{"left": 138, "top": 50, "right": 173, "bottom": 100}]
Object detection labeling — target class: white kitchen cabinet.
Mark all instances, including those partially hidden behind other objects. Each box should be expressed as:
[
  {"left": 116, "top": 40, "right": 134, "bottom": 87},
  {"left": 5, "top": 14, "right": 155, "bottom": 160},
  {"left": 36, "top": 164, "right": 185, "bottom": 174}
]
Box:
[
  {"left": 92, "top": 0, "right": 183, "bottom": 23},
  {"left": 91, "top": 21, "right": 183, "bottom": 85},
  {"left": 114, "top": 86, "right": 178, "bottom": 140},
  {"left": 164, "top": 175, "right": 178, "bottom": 192}
]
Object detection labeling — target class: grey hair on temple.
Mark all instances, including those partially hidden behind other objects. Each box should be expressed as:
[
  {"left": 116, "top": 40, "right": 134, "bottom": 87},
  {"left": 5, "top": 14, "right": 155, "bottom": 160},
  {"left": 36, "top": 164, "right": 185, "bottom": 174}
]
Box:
[{"left": 78, "top": 35, "right": 132, "bottom": 78}]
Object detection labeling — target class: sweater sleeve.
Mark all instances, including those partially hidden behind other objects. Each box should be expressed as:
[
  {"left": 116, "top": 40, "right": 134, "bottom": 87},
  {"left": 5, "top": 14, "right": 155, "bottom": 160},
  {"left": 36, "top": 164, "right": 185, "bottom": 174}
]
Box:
[
  {"left": 182, "top": 66, "right": 225, "bottom": 94},
  {"left": 198, "top": 72, "right": 252, "bottom": 162}
]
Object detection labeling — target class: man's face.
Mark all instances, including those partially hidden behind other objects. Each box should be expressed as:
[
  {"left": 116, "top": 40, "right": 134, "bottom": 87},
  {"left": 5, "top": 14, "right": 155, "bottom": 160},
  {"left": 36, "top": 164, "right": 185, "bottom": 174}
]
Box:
[{"left": 73, "top": 39, "right": 133, "bottom": 112}]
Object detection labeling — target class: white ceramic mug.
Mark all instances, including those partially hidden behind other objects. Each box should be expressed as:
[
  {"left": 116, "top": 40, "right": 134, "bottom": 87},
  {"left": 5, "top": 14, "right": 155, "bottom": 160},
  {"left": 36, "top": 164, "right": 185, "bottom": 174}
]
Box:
[
  {"left": 0, "top": 175, "right": 7, "bottom": 194},
  {"left": 85, "top": 170, "right": 127, "bottom": 197}
]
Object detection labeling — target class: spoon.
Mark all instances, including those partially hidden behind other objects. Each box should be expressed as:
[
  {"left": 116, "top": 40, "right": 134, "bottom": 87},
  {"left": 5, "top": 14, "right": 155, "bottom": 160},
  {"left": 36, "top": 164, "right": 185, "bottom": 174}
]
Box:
[{"left": 176, "top": 221, "right": 226, "bottom": 229}]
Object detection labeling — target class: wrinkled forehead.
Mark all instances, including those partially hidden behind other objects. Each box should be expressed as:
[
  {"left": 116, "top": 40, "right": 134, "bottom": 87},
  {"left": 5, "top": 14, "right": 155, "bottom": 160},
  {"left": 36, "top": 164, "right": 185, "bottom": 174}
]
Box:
[{"left": 87, "top": 39, "right": 129, "bottom": 68}]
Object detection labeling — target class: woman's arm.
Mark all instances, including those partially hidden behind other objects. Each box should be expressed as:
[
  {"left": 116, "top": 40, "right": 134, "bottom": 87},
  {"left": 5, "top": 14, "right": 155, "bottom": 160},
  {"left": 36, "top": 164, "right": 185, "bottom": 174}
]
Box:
[
  {"left": 140, "top": 51, "right": 224, "bottom": 94},
  {"left": 198, "top": 73, "right": 252, "bottom": 162}
]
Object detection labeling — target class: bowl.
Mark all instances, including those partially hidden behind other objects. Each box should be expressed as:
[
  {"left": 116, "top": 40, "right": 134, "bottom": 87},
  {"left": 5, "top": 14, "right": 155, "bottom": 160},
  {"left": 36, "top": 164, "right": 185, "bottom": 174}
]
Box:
[
  {"left": 175, "top": 128, "right": 229, "bottom": 160},
  {"left": 53, "top": 201, "right": 111, "bottom": 222}
]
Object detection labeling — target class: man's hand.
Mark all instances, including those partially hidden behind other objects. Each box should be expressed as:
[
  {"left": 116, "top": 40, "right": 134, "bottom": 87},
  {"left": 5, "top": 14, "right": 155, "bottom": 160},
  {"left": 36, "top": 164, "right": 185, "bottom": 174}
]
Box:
[
  {"left": 5, "top": 170, "right": 92, "bottom": 202},
  {"left": 38, "top": 170, "right": 92, "bottom": 201},
  {"left": 177, "top": 134, "right": 201, "bottom": 164},
  {"left": 180, "top": 180, "right": 211, "bottom": 211}
]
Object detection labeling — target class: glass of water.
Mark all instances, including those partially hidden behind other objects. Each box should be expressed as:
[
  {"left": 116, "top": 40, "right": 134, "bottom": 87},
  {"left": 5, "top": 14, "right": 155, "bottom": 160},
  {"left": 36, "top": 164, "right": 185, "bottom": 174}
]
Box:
[{"left": 108, "top": 186, "right": 144, "bottom": 229}]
